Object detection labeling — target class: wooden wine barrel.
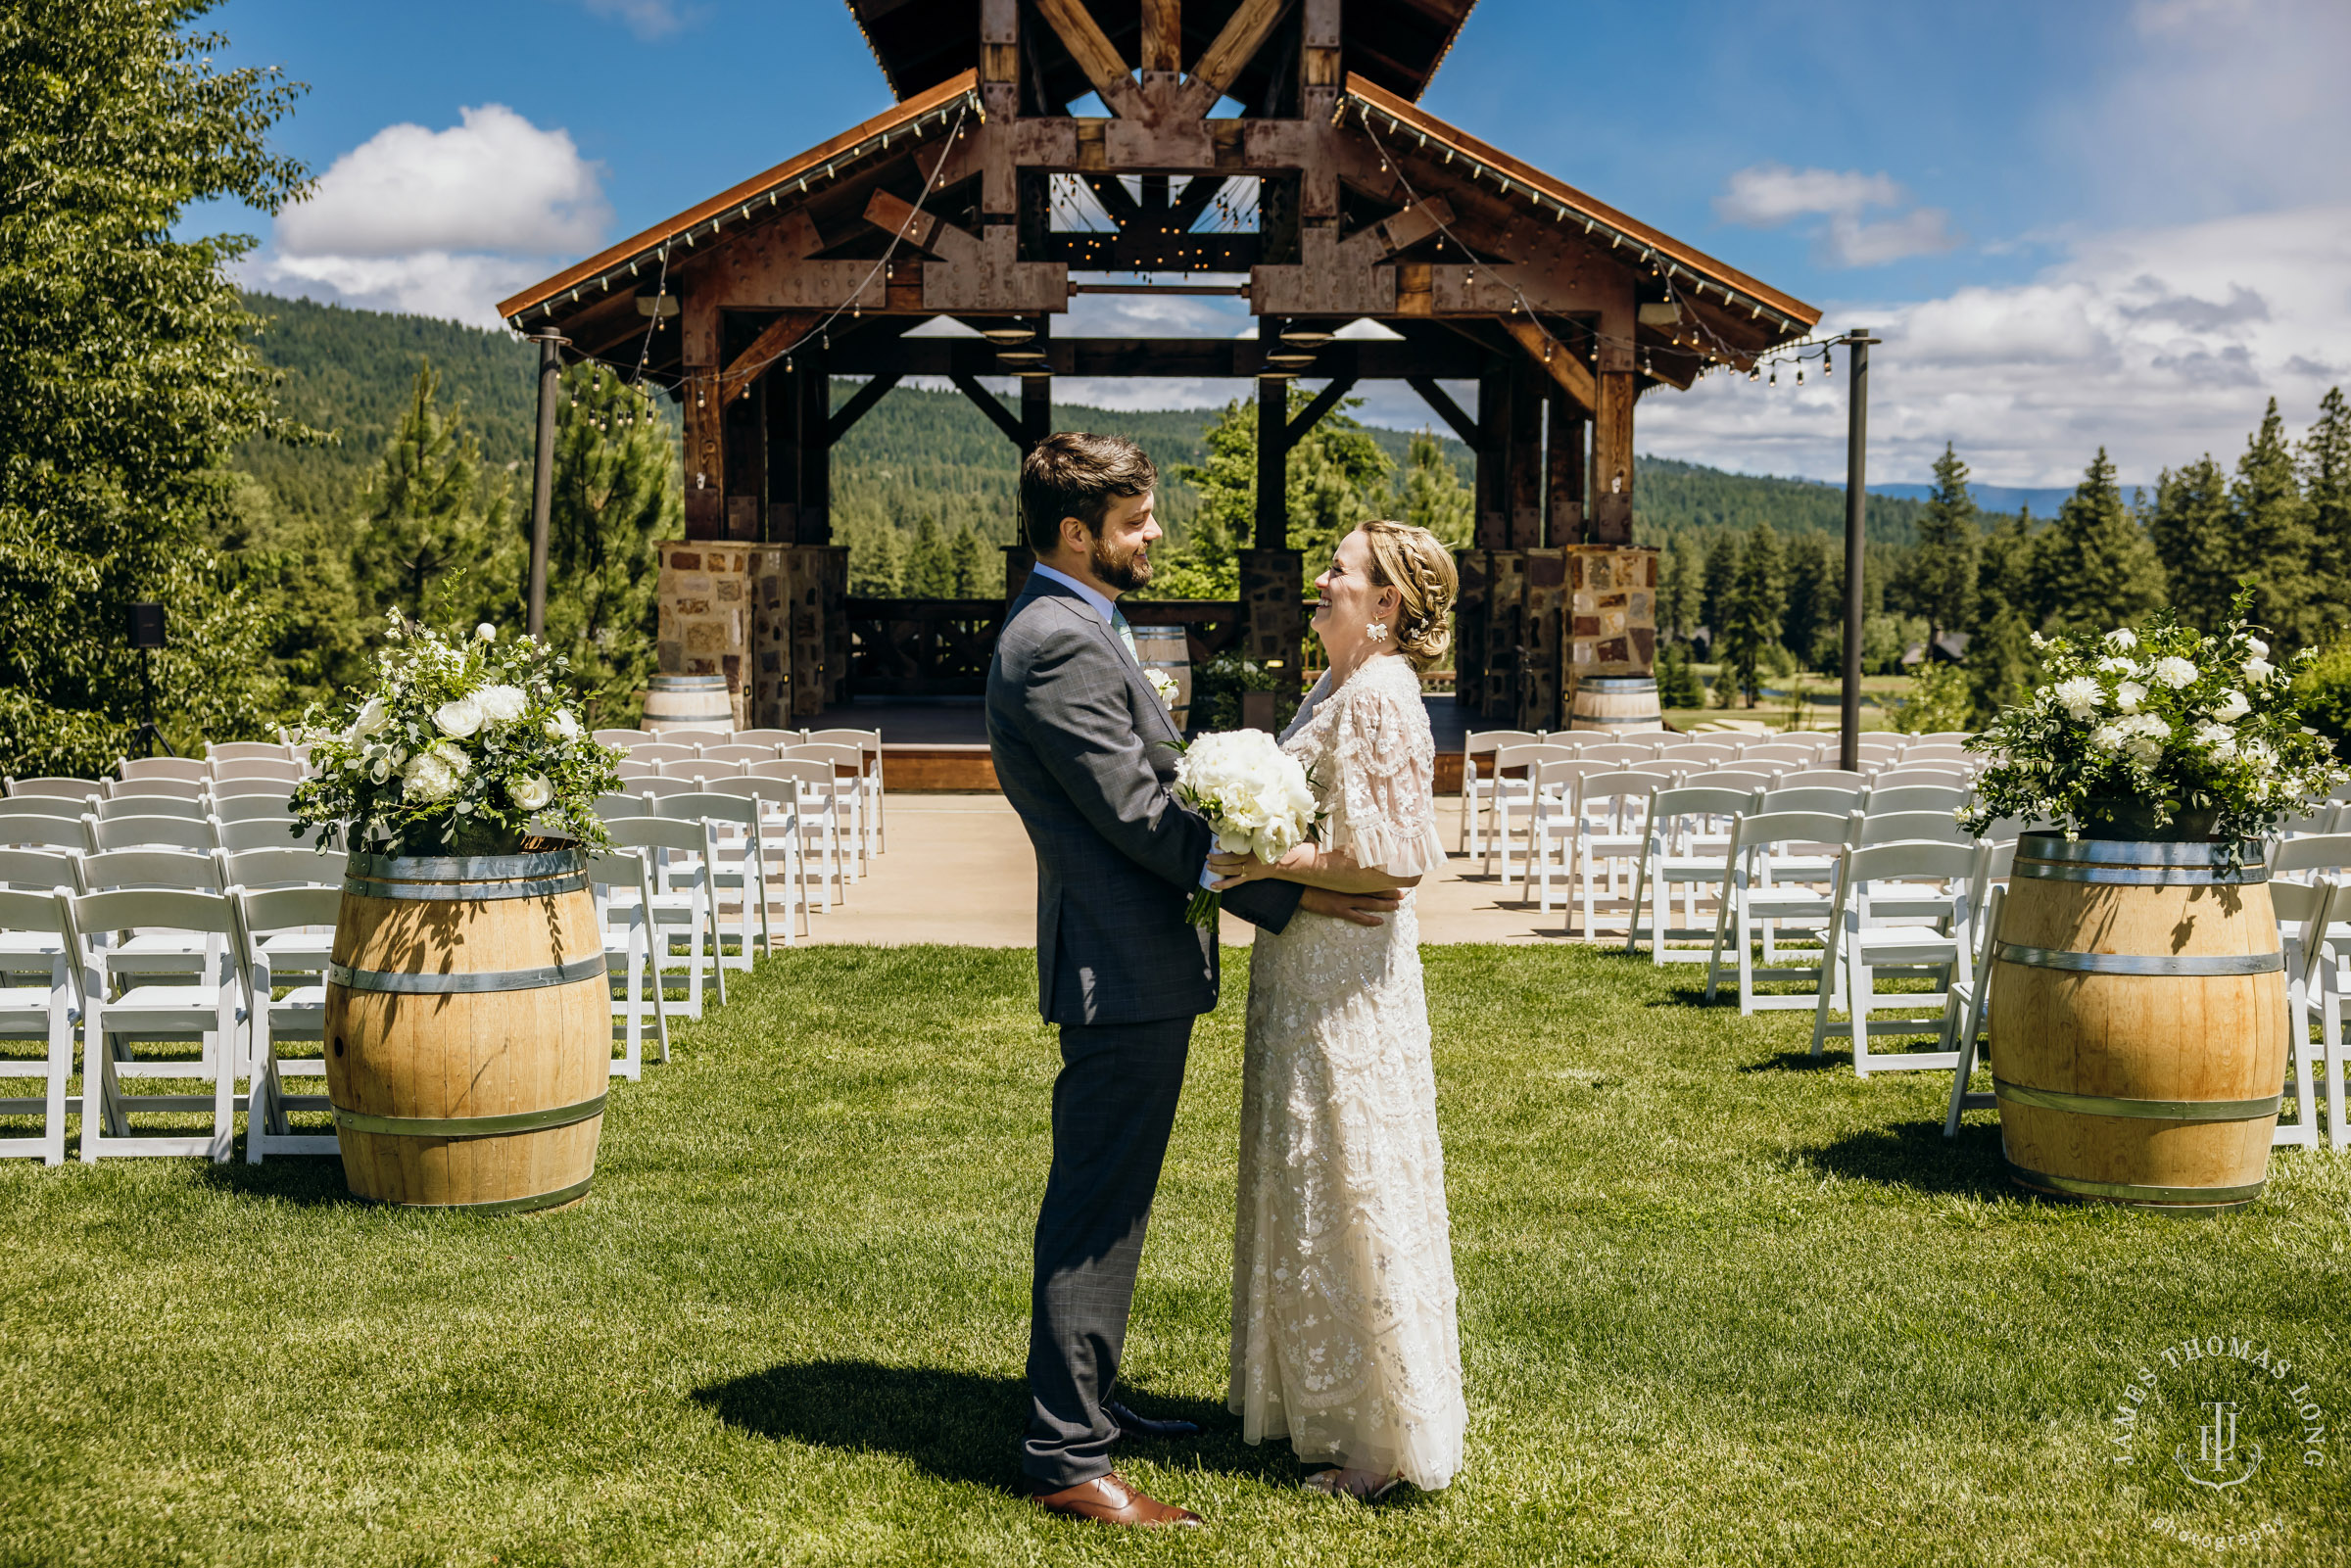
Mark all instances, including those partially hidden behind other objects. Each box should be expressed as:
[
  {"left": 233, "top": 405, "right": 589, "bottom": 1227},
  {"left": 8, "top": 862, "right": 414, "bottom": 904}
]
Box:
[
  {"left": 1990, "top": 832, "right": 2285, "bottom": 1213},
  {"left": 1131, "top": 624, "right": 1192, "bottom": 731},
  {"left": 1568, "top": 675, "right": 1664, "bottom": 733},
  {"left": 643, "top": 673, "right": 734, "bottom": 736},
  {"left": 323, "top": 847, "right": 610, "bottom": 1213}
]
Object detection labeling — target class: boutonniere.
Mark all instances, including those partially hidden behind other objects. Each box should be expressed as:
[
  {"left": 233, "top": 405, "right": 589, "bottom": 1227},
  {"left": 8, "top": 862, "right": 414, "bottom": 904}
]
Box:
[{"left": 1146, "top": 668, "right": 1180, "bottom": 711}]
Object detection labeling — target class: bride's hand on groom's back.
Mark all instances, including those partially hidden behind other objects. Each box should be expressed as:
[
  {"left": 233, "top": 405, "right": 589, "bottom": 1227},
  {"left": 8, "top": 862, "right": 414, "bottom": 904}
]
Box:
[{"left": 1296, "top": 886, "right": 1402, "bottom": 927}]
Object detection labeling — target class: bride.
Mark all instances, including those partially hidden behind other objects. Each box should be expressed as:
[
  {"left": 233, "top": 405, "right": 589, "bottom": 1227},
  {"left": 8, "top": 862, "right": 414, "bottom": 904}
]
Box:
[{"left": 1207, "top": 518, "right": 1466, "bottom": 1500}]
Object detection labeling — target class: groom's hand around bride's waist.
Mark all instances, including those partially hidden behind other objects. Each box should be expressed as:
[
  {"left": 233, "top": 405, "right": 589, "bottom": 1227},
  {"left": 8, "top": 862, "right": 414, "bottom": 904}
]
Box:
[{"left": 1296, "top": 887, "right": 1402, "bottom": 927}]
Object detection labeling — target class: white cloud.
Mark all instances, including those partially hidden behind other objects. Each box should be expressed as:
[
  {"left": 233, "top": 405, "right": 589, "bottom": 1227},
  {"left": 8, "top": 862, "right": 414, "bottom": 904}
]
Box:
[
  {"left": 1715, "top": 162, "right": 1962, "bottom": 268},
  {"left": 249, "top": 106, "right": 608, "bottom": 327},
  {"left": 1637, "top": 204, "right": 2351, "bottom": 488},
  {"left": 277, "top": 105, "right": 606, "bottom": 258},
  {"left": 580, "top": 0, "right": 692, "bottom": 40}
]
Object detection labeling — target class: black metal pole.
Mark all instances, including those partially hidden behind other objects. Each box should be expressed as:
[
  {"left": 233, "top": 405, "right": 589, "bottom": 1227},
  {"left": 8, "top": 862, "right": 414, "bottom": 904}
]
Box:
[
  {"left": 1839, "top": 328, "right": 1879, "bottom": 772},
  {"left": 525, "top": 331, "right": 568, "bottom": 639}
]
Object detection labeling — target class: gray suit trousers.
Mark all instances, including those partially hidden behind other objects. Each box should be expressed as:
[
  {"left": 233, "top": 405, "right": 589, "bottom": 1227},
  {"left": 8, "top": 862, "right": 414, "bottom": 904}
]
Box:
[{"left": 1022, "top": 1014, "right": 1193, "bottom": 1489}]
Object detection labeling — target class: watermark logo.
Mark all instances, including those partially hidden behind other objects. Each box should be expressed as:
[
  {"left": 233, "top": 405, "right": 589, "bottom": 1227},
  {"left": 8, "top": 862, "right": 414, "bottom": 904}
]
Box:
[{"left": 2105, "top": 1331, "right": 2330, "bottom": 1549}]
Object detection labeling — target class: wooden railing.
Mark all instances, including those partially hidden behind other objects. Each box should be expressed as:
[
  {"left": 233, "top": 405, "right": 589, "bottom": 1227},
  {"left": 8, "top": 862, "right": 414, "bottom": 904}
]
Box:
[{"left": 845, "top": 598, "right": 1249, "bottom": 695}]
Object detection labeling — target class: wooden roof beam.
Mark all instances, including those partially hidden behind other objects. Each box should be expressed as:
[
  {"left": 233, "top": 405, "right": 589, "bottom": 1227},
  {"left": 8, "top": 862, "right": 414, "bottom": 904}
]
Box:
[
  {"left": 1498, "top": 317, "right": 1596, "bottom": 415},
  {"left": 1141, "top": 0, "right": 1180, "bottom": 73},
  {"left": 1406, "top": 374, "right": 1479, "bottom": 448},
  {"left": 950, "top": 372, "right": 1029, "bottom": 448},
  {"left": 828, "top": 372, "right": 902, "bottom": 445},
  {"left": 721, "top": 311, "right": 823, "bottom": 394},
  {"left": 1185, "top": 0, "right": 1292, "bottom": 114},
  {"left": 1032, "top": 0, "right": 1142, "bottom": 117},
  {"left": 1288, "top": 375, "right": 1359, "bottom": 443}
]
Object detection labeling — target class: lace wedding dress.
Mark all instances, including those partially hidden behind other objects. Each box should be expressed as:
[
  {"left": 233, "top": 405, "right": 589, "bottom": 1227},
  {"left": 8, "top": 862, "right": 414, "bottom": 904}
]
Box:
[{"left": 1227, "top": 650, "right": 1466, "bottom": 1491}]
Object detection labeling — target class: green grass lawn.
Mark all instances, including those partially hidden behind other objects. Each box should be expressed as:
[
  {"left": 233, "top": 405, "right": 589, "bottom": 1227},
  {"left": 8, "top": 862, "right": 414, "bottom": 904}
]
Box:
[{"left": 4, "top": 946, "right": 2347, "bottom": 1566}]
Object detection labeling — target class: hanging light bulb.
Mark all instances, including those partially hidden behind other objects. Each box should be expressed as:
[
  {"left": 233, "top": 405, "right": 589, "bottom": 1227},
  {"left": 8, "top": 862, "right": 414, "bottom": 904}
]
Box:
[
  {"left": 1796, "top": 367, "right": 1804, "bottom": 385},
  {"left": 1822, "top": 348, "right": 1834, "bottom": 378},
  {"left": 1768, "top": 367, "right": 1777, "bottom": 385},
  {"left": 1748, "top": 366, "right": 1760, "bottom": 382}
]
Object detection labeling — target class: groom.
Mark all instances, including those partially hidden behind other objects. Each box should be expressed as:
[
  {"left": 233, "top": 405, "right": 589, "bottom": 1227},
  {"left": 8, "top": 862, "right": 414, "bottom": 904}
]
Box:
[{"left": 987, "top": 432, "right": 1396, "bottom": 1527}]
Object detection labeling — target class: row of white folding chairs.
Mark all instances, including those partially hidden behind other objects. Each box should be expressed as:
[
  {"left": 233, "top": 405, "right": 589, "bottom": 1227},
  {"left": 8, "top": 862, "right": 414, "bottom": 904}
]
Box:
[
  {"left": 0, "top": 843, "right": 684, "bottom": 1166},
  {"left": 6, "top": 774, "right": 300, "bottom": 805},
  {"left": 614, "top": 754, "right": 873, "bottom": 879},
  {"left": 1942, "top": 873, "right": 2351, "bottom": 1153},
  {"left": 608, "top": 726, "right": 888, "bottom": 856},
  {"left": 0, "top": 810, "right": 323, "bottom": 857},
  {"left": 118, "top": 753, "right": 308, "bottom": 785}
]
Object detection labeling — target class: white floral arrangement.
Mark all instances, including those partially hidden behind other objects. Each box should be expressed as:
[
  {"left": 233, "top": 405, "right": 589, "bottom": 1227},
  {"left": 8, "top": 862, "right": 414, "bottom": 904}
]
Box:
[
  {"left": 1960, "top": 593, "right": 2340, "bottom": 843},
  {"left": 1172, "top": 728, "right": 1322, "bottom": 927},
  {"left": 291, "top": 614, "right": 624, "bottom": 855},
  {"left": 1145, "top": 668, "right": 1180, "bottom": 712}
]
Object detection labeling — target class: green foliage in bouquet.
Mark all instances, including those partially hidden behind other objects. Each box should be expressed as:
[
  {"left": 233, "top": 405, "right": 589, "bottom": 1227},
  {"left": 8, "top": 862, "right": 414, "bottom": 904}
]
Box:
[
  {"left": 291, "top": 615, "right": 623, "bottom": 855},
  {"left": 1959, "top": 590, "right": 2340, "bottom": 843}
]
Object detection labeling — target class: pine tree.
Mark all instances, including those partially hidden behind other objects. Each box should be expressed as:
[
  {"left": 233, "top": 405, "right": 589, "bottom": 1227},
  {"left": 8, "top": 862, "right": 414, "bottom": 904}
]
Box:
[
  {"left": 349, "top": 361, "right": 514, "bottom": 626},
  {"left": 1159, "top": 389, "right": 1392, "bottom": 595},
  {"left": 2030, "top": 450, "right": 2166, "bottom": 633},
  {"left": 1655, "top": 641, "right": 1704, "bottom": 710},
  {"left": 903, "top": 513, "right": 954, "bottom": 597},
  {"left": 1976, "top": 505, "right": 2036, "bottom": 626},
  {"left": 1718, "top": 520, "right": 1786, "bottom": 706},
  {"left": 2231, "top": 398, "right": 2321, "bottom": 645},
  {"left": 842, "top": 513, "right": 905, "bottom": 596},
  {"left": 2146, "top": 455, "right": 2233, "bottom": 628},
  {"left": 2302, "top": 387, "right": 2351, "bottom": 621},
  {"left": 1779, "top": 532, "right": 1835, "bottom": 670},
  {"left": 1910, "top": 444, "right": 1981, "bottom": 639},
  {"left": 1700, "top": 539, "right": 1738, "bottom": 639},
  {"left": 948, "top": 522, "right": 990, "bottom": 597},
  {"left": 1964, "top": 603, "right": 2037, "bottom": 727},
  {"left": 537, "top": 364, "right": 679, "bottom": 727},
  {"left": 1657, "top": 535, "right": 1704, "bottom": 644},
  {"left": 1395, "top": 428, "right": 1472, "bottom": 546}
]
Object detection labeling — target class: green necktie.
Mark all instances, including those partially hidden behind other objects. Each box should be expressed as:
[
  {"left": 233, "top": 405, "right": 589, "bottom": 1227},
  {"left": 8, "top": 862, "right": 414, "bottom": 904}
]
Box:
[{"left": 1109, "top": 606, "right": 1138, "bottom": 663}]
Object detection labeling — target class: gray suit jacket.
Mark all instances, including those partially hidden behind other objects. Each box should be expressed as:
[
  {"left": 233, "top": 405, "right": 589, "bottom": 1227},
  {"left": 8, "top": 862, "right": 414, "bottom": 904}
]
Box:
[{"left": 986, "top": 576, "right": 1304, "bottom": 1024}]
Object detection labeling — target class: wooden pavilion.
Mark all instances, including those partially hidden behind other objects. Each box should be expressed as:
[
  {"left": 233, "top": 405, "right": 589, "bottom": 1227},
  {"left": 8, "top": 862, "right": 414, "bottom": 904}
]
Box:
[{"left": 498, "top": 0, "right": 1818, "bottom": 730}]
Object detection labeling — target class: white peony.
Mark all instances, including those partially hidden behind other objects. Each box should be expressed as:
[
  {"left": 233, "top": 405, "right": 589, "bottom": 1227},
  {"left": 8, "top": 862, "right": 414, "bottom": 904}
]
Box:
[
  {"left": 2244, "top": 656, "right": 2275, "bottom": 684},
  {"left": 508, "top": 772, "right": 554, "bottom": 811},
  {"left": 2096, "top": 656, "right": 2138, "bottom": 676},
  {"left": 2244, "top": 636, "right": 2269, "bottom": 658},
  {"left": 2106, "top": 629, "right": 2138, "bottom": 650},
  {"left": 477, "top": 623, "right": 498, "bottom": 641},
  {"left": 433, "top": 696, "right": 485, "bottom": 737},
  {"left": 2115, "top": 681, "right": 2147, "bottom": 714},
  {"left": 352, "top": 696, "right": 391, "bottom": 737},
  {"left": 1175, "top": 729, "right": 1319, "bottom": 862},
  {"left": 2208, "top": 689, "right": 2250, "bottom": 723},
  {"left": 2088, "top": 724, "right": 2125, "bottom": 752},
  {"left": 401, "top": 741, "right": 470, "bottom": 802},
  {"left": 545, "top": 708, "right": 583, "bottom": 741},
  {"left": 2151, "top": 656, "right": 2197, "bottom": 689},
  {"left": 476, "top": 684, "right": 528, "bottom": 724},
  {"left": 2052, "top": 675, "right": 2102, "bottom": 721},
  {"left": 2192, "top": 722, "right": 2238, "bottom": 758}
]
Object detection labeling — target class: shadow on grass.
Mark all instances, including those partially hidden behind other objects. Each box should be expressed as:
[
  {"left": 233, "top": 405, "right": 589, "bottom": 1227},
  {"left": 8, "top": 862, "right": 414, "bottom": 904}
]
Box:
[
  {"left": 693, "top": 1361, "right": 1295, "bottom": 1494},
  {"left": 1739, "top": 1047, "right": 1841, "bottom": 1073},
  {"left": 194, "top": 1154, "right": 369, "bottom": 1209},
  {"left": 1798, "top": 1119, "right": 2020, "bottom": 1200}
]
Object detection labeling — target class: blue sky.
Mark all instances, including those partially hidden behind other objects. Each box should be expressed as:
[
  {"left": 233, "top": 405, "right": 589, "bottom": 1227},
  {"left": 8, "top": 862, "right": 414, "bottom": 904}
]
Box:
[{"left": 212, "top": 0, "right": 2351, "bottom": 488}]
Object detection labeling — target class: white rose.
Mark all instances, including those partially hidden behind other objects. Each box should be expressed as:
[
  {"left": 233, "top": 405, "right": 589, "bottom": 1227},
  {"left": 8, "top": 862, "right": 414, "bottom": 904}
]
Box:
[
  {"left": 2096, "top": 656, "right": 2137, "bottom": 676},
  {"left": 1145, "top": 669, "right": 1179, "bottom": 711},
  {"left": 2106, "top": 629, "right": 2137, "bottom": 650},
  {"left": 401, "top": 749, "right": 459, "bottom": 801},
  {"left": 476, "top": 684, "right": 528, "bottom": 724},
  {"left": 2244, "top": 656, "right": 2275, "bottom": 684},
  {"left": 353, "top": 696, "right": 390, "bottom": 737},
  {"left": 2207, "top": 689, "right": 2250, "bottom": 723},
  {"left": 1252, "top": 818, "right": 1300, "bottom": 862},
  {"left": 508, "top": 772, "right": 554, "bottom": 811},
  {"left": 2115, "top": 681, "right": 2147, "bottom": 714},
  {"left": 477, "top": 623, "right": 497, "bottom": 641},
  {"left": 2244, "top": 637, "right": 2269, "bottom": 658},
  {"left": 545, "top": 708, "right": 583, "bottom": 741},
  {"left": 2053, "top": 675, "right": 2101, "bottom": 721},
  {"left": 2193, "top": 723, "right": 2238, "bottom": 758},
  {"left": 433, "top": 696, "right": 484, "bottom": 737},
  {"left": 2088, "top": 724, "right": 2125, "bottom": 752},
  {"left": 2151, "top": 656, "right": 2197, "bottom": 689}
]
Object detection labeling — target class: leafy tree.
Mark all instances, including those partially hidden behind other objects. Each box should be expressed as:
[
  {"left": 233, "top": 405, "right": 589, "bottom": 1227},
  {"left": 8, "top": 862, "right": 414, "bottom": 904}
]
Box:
[
  {"left": 537, "top": 364, "right": 679, "bottom": 728},
  {"left": 1655, "top": 641, "right": 1704, "bottom": 710},
  {"left": 2301, "top": 387, "right": 2351, "bottom": 620},
  {"left": 1779, "top": 532, "right": 1836, "bottom": 670},
  {"left": 2296, "top": 634, "right": 2351, "bottom": 751},
  {"left": 349, "top": 362, "right": 514, "bottom": 629},
  {"left": 1718, "top": 521, "right": 1786, "bottom": 706},
  {"left": 1908, "top": 444, "right": 1980, "bottom": 638},
  {"left": 2146, "top": 455, "right": 2234, "bottom": 629},
  {"left": 902, "top": 513, "right": 954, "bottom": 597},
  {"left": 0, "top": 0, "right": 311, "bottom": 772},
  {"left": 2030, "top": 450, "right": 2165, "bottom": 633},
  {"left": 1976, "top": 504, "right": 2036, "bottom": 624},
  {"left": 1895, "top": 659, "right": 1974, "bottom": 734},
  {"left": 2230, "top": 398, "right": 2320, "bottom": 646},
  {"left": 1156, "top": 398, "right": 1256, "bottom": 598},
  {"left": 1287, "top": 395, "right": 1395, "bottom": 569},
  {"left": 1159, "top": 388, "right": 1394, "bottom": 596},
  {"left": 1964, "top": 602, "right": 2037, "bottom": 727},
  {"left": 1394, "top": 427, "right": 1471, "bottom": 546}
]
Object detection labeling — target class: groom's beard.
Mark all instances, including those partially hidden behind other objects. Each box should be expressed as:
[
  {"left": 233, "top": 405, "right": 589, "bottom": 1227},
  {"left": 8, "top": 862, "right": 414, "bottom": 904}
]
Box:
[{"left": 1089, "top": 533, "right": 1154, "bottom": 593}]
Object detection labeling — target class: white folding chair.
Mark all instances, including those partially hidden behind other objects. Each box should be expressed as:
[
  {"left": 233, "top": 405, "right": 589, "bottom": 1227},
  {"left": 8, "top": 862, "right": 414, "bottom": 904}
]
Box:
[
  {"left": 615, "top": 758, "right": 659, "bottom": 782},
  {"left": 0, "top": 817, "right": 89, "bottom": 856},
  {"left": 1523, "top": 759, "right": 1597, "bottom": 904},
  {"left": 2272, "top": 833, "right": 2351, "bottom": 886},
  {"left": 2300, "top": 874, "right": 2351, "bottom": 1149},
  {"left": 595, "top": 792, "right": 650, "bottom": 820},
  {"left": 731, "top": 728, "right": 805, "bottom": 747},
  {"left": 1705, "top": 809, "right": 1855, "bottom": 1013},
  {"left": 94, "top": 794, "right": 210, "bottom": 823},
  {"left": 6, "top": 777, "right": 105, "bottom": 799},
  {"left": 1485, "top": 741, "right": 1579, "bottom": 880},
  {"left": 710, "top": 780, "right": 812, "bottom": 937},
  {"left": 600, "top": 818, "right": 725, "bottom": 1018},
  {"left": 120, "top": 756, "right": 208, "bottom": 784},
  {"left": 1873, "top": 766, "right": 1971, "bottom": 788},
  {"left": 233, "top": 884, "right": 340, "bottom": 1161},
  {"left": 79, "top": 848, "right": 224, "bottom": 985},
  {"left": 696, "top": 744, "right": 779, "bottom": 765},
  {"left": 655, "top": 728, "right": 734, "bottom": 747},
  {"left": 806, "top": 728, "right": 887, "bottom": 855},
  {"left": 211, "top": 757, "right": 305, "bottom": 783},
  {"left": 2263, "top": 878, "right": 2341, "bottom": 1151},
  {"left": 1461, "top": 730, "right": 1540, "bottom": 858},
  {"left": 206, "top": 741, "right": 297, "bottom": 763},
  {"left": 1808, "top": 839, "right": 1982, "bottom": 1074},
  {"left": 585, "top": 847, "right": 669, "bottom": 1079},
  {"left": 63, "top": 887, "right": 243, "bottom": 1162},
  {"left": 746, "top": 760, "right": 848, "bottom": 909},
  {"left": 1866, "top": 784, "right": 1970, "bottom": 817},
  {"left": 626, "top": 742, "right": 699, "bottom": 767},
  {"left": 218, "top": 846, "right": 342, "bottom": 983},
  {"left": 215, "top": 818, "right": 332, "bottom": 854},
  {"left": 660, "top": 758, "right": 747, "bottom": 786},
  {"left": 110, "top": 777, "right": 208, "bottom": 802},
  {"left": 1757, "top": 784, "right": 1868, "bottom": 818},
  {"left": 652, "top": 790, "right": 777, "bottom": 965},
  {"left": 593, "top": 728, "right": 654, "bottom": 747},
  {"left": 207, "top": 780, "right": 299, "bottom": 806},
  {"left": 785, "top": 743, "right": 871, "bottom": 874},
  {"left": 1557, "top": 769, "right": 1675, "bottom": 935},
  {"left": 0, "top": 887, "right": 78, "bottom": 1164},
  {"left": 1941, "top": 881, "right": 2006, "bottom": 1135},
  {"left": 1854, "top": 809, "right": 1973, "bottom": 848},
  {"left": 0, "top": 795, "right": 90, "bottom": 824},
  {"left": 1776, "top": 768, "right": 1871, "bottom": 790},
  {"left": 87, "top": 813, "right": 217, "bottom": 854},
  {"left": 1625, "top": 783, "right": 1761, "bottom": 964}
]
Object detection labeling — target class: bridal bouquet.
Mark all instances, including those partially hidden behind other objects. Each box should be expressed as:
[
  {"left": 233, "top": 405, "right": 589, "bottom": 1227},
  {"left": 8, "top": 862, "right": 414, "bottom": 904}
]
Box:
[
  {"left": 291, "top": 613, "right": 625, "bottom": 855},
  {"left": 1959, "top": 591, "right": 2339, "bottom": 843},
  {"left": 1173, "top": 728, "right": 1321, "bottom": 927}
]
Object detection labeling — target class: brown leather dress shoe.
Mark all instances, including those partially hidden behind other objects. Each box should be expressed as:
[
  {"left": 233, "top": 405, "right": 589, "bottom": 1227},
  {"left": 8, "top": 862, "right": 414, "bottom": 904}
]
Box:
[{"left": 1030, "top": 1471, "right": 1203, "bottom": 1527}]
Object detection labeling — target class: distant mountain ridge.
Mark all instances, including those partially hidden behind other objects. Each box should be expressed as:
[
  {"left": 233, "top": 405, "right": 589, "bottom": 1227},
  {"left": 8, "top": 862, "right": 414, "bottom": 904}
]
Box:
[{"left": 231, "top": 292, "right": 1974, "bottom": 549}]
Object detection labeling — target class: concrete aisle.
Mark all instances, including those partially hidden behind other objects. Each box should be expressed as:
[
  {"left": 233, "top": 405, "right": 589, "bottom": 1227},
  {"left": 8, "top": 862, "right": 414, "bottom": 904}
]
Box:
[{"left": 798, "top": 794, "right": 1614, "bottom": 947}]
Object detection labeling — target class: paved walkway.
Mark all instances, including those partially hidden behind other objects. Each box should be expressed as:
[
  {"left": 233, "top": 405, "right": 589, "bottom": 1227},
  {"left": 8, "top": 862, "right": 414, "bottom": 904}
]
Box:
[{"left": 800, "top": 794, "right": 1605, "bottom": 947}]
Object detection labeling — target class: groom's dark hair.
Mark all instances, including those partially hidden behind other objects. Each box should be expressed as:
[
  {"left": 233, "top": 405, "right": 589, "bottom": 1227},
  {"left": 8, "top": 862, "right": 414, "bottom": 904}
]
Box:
[{"left": 1021, "top": 432, "right": 1157, "bottom": 555}]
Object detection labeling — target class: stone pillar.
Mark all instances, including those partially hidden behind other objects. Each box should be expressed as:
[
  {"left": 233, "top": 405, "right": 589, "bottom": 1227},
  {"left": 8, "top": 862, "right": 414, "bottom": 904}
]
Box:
[
  {"left": 1517, "top": 546, "right": 1567, "bottom": 732},
  {"left": 1452, "top": 548, "right": 1488, "bottom": 714},
  {"left": 1482, "top": 549, "right": 1527, "bottom": 719},
  {"left": 1565, "top": 545, "right": 1659, "bottom": 689},
  {"left": 820, "top": 545, "right": 850, "bottom": 705},
  {"left": 748, "top": 546, "right": 793, "bottom": 727},
  {"left": 656, "top": 542, "right": 750, "bottom": 725},
  {"left": 1238, "top": 547, "right": 1303, "bottom": 697}
]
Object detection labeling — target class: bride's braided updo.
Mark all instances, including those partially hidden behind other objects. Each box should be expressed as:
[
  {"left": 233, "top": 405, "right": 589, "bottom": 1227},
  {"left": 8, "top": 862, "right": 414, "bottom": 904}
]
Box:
[{"left": 1357, "top": 519, "right": 1460, "bottom": 671}]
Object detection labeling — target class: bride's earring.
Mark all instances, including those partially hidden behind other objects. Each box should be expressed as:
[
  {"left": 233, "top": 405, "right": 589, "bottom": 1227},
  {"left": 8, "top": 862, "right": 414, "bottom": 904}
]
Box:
[{"left": 1367, "top": 621, "right": 1389, "bottom": 642}]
